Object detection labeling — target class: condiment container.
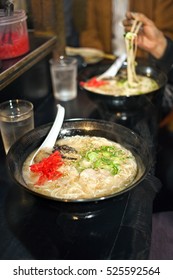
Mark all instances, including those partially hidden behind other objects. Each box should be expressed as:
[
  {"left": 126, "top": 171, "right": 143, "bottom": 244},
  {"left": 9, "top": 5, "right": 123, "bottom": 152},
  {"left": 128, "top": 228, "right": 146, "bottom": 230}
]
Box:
[{"left": 0, "top": 9, "right": 30, "bottom": 60}]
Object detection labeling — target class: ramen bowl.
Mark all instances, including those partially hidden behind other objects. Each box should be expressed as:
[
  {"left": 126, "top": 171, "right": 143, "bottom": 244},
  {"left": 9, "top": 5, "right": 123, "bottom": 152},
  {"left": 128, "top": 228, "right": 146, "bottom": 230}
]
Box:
[
  {"left": 79, "top": 63, "right": 167, "bottom": 112},
  {"left": 6, "top": 119, "right": 152, "bottom": 203}
]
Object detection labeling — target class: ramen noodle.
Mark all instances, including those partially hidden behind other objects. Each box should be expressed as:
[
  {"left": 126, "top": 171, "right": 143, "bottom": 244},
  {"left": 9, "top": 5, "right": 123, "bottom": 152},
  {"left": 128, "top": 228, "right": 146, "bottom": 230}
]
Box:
[
  {"left": 81, "top": 75, "right": 159, "bottom": 96},
  {"left": 22, "top": 135, "right": 137, "bottom": 200},
  {"left": 125, "top": 19, "right": 142, "bottom": 87},
  {"left": 22, "top": 136, "right": 138, "bottom": 200},
  {"left": 81, "top": 19, "right": 159, "bottom": 96}
]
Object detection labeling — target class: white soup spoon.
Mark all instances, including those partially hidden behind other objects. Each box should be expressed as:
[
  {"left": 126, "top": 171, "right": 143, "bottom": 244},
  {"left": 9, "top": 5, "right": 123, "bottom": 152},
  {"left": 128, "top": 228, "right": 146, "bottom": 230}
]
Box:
[{"left": 30, "top": 104, "right": 65, "bottom": 165}]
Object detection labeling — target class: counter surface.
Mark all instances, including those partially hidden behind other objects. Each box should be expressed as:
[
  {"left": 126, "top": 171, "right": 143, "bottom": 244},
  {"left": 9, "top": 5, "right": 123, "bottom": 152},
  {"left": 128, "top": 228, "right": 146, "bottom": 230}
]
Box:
[{"left": 0, "top": 61, "right": 161, "bottom": 260}]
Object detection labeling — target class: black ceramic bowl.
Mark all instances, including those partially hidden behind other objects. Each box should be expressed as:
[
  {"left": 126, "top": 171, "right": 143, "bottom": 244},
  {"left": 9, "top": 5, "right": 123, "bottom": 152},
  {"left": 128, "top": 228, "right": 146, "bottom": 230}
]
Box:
[
  {"left": 6, "top": 119, "right": 152, "bottom": 203},
  {"left": 79, "top": 63, "right": 167, "bottom": 111}
]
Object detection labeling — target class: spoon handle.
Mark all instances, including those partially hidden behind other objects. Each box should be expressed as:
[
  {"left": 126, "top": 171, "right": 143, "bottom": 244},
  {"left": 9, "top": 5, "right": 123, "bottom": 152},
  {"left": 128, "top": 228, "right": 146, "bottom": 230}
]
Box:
[
  {"left": 40, "top": 104, "right": 65, "bottom": 149},
  {"left": 97, "top": 53, "right": 127, "bottom": 80},
  {"left": 30, "top": 104, "right": 65, "bottom": 165}
]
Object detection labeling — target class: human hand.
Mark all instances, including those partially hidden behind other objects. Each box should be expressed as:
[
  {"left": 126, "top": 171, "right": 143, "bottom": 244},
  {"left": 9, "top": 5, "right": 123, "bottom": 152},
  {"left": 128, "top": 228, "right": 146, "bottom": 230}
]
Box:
[{"left": 123, "top": 12, "right": 167, "bottom": 59}]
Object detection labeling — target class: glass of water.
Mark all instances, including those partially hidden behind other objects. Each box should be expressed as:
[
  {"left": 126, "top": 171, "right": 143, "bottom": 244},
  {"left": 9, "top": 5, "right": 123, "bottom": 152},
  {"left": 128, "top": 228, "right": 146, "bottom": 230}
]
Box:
[
  {"left": 49, "top": 56, "right": 77, "bottom": 101},
  {"left": 0, "top": 99, "right": 34, "bottom": 154}
]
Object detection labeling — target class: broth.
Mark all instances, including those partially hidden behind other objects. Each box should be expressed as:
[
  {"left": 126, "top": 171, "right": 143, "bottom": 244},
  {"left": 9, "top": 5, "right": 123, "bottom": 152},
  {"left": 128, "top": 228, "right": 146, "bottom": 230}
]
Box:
[
  {"left": 22, "top": 136, "right": 138, "bottom": 200},
  {"left": 82, "top": 74, "right": 159, "bottom": 96}
]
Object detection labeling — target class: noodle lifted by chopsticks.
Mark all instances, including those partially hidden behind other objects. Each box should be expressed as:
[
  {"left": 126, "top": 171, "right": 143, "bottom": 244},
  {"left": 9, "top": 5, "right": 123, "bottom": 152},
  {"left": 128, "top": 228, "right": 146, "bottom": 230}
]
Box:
[{"left": 125, "top": 20, "right": 142, "bottom": 87}]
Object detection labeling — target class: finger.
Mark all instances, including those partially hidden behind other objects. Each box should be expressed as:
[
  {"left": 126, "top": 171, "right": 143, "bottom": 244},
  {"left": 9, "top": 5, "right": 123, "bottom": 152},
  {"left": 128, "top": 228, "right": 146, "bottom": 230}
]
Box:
[
  {"left": 125, "top": 11, "right": 134, "bottom": 20},
  {"left": 123, "top": 18, "right": 133, "bottom": 26},
  {"left": 131, "top": 12, "right": 155, "bottom": 27}
]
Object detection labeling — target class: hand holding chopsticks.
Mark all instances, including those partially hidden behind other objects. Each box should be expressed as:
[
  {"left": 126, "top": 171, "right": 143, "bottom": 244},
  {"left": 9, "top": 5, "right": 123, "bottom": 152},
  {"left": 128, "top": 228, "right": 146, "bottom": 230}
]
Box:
[{"left": 123, "top": 11, "right": 167, "bottom": 59}]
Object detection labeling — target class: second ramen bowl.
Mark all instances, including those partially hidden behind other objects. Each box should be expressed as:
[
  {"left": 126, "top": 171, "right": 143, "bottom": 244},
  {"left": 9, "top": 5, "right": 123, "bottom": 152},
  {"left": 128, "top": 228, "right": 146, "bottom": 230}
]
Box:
[
  {"left": 7, "top": 119, "right": 152, "bottom": 203},
  {"left": 79, "top": 63, "right": 167, "bottom": 112}
]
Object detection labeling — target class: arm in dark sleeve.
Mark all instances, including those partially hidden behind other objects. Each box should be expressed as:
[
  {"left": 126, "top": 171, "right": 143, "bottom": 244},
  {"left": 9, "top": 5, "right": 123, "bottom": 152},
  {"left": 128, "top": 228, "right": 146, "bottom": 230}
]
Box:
[{"left": 150, "top": 37, "right": 173, "bottom": 74}]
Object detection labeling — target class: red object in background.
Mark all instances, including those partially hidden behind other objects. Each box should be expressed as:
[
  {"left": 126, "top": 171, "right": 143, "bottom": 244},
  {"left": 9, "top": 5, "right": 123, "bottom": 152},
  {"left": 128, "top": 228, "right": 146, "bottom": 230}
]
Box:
[
  {"left": 0, "top": 9, "right": 30, "bottom": 60},
  {"left": 0, "top": 32, "right": 29, "bottom": 59}
]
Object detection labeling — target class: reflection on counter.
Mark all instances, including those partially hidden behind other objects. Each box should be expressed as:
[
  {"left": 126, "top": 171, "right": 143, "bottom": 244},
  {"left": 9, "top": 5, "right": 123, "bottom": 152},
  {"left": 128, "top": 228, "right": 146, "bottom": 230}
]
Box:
[
  {"left": 0, "top": 31, "right": 57, "bottom": 90},
  {"left": 0, "top": 54, "right": 52, "bottom": 103}
]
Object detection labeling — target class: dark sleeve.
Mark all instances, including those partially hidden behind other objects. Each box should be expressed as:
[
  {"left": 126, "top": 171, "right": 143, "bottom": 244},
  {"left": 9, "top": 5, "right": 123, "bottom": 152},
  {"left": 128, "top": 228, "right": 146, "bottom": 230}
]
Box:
[{"left": 150, "top": 37, "right": 173, "bottom": 74}]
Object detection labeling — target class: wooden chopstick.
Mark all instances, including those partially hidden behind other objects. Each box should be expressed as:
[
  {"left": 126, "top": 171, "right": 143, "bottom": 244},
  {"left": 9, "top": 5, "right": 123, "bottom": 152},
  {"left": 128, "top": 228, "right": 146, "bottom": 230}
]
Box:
[
  {"left": 102, "top": 53, "right": 116, "bottom": 60},
  {"left": 65, "top": 46, "right": 116, "bottom": 60}
]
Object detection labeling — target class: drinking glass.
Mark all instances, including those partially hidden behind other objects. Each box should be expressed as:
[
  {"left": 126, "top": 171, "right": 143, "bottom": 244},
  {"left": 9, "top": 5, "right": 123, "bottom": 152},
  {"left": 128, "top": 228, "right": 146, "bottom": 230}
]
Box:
[
  {"left": 49, "top": 56, "right": 77, "bottom": 101},
  {"left": 0, "top": 99, "right": 34, "bottom": 154}
]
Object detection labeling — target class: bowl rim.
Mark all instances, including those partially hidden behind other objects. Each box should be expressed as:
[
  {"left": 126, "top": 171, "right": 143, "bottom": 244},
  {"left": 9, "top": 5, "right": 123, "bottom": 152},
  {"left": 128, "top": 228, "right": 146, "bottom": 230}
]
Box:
[
  {"left": 7, "top": 118, "right": 152, "bottom": 203},
  {"left": 79, "top": 63, "right": 168, "bottom": 98}
]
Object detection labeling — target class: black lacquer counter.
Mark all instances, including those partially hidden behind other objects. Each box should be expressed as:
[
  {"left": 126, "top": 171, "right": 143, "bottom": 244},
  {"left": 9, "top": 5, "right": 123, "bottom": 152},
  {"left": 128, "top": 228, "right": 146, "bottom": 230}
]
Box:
[
  {"left": 0, "top": 61, "right": 162, "bottom": 260},
  {"left": 0, "top": 32, "right": 57, "bottom": 91}
]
